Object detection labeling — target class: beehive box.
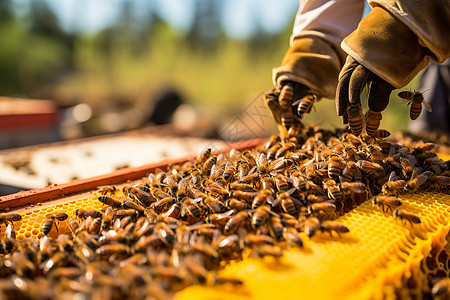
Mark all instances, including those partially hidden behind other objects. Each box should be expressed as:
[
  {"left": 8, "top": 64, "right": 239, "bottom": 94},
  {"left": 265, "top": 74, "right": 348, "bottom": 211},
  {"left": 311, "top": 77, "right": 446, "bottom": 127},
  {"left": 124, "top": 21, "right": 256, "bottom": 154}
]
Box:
[{"left": 0, "top": 138, "right": 449, "bottom": 300}]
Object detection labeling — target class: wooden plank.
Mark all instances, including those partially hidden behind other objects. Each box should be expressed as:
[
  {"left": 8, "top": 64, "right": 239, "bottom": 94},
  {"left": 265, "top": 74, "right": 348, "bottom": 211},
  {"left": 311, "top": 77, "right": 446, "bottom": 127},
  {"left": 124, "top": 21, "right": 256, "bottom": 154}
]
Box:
[{"left": 0, "top": 138, "right": 264, "bottom": 210}]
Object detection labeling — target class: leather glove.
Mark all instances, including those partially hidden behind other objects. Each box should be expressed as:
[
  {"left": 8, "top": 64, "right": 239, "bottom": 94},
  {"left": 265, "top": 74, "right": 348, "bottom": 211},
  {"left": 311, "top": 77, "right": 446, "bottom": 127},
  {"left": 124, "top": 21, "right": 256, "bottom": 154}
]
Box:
[
  {"left": 336, "top": 5, "right": 434, "bottom": 135},
  {"left": 268, "top": 36, "right": 344, "bottom": 136}
]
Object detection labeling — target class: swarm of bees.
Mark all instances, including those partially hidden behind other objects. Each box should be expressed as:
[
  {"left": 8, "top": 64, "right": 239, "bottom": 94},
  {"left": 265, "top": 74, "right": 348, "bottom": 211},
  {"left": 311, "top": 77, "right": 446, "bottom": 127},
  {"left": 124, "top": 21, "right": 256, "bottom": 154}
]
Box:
[{"left": 0, "top": 124, "right": 449, "bottom": 299}]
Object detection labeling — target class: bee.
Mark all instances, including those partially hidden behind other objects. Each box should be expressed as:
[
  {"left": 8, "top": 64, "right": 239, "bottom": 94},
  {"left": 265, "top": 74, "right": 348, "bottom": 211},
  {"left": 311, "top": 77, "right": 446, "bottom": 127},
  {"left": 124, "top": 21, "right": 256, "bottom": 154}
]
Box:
[
  {"left": 323, "top": 179, "right": 341, "bottom": 202},
  {"left": 230, "top": 182, "right": 254, "bottom": 192},
  {"left": 276, "top": 191, "right": 298, "bottom": 216},
  {"left": 328, "top": 154, "right": 342, "bottom": 179},
  {"left": 41, "top": 212, "right": 68, "bottom": 235},
  {"left": 196, "top": 147, "right": 211, "bottom": 165},
  {"left": 99, "top": 208, "right": 113, "bottom": 232},
  {"left": 431, "top": 278, "right": 450, "bottom": 298},
  {"left": 261, "top": 175, "right": 276, "bottom": 191},
  {"left": 303, "top": 217, "right": 320, "bottom": 238},
  {"left": 0, "top": 213, "right": 22, "bottom": 228},
  {"left": 96, "top": 185, "right": 117, "bottom": 195},
  {"left": 264, "top": 134, "right": 280, "bottom": 150},
  {"left": 293, "top": 94, "right": 316, "bottom": 117},
  {"left": 252, "top": 205, "right": 272, "bottom": 229},
  {"left": 339, "top": 181, "right": 366, "bottom": 194},
  {"left": 279, "top": 82, "right": 294, "bottom": 109},
  {"left": 268, "top": 215, "right": 284, "bottom": 240},
  {"left": 181, "top": 200, "right": 202, "bottom": 222},
  {"left": 393, "top": 209, "right": 421, "bottom": 225},
  {"left": 413, "top": 142, "right": 437, "bottom": 153},
  {"left": 404, "top": 170, "right": 433, "bottom": 192},
  {"left": 398, "top": 90, "right": 432, "bottom": 120},
  {"left": 155, "top": 222, "right": 175, "bottom": 246},
  {"left": 123, "top": 186, "right": 154, "bottom": 207},
  {"left": 75, "top": 208, "right": 102, "bottom": 220},
  {"left": 275, "top": 142, "right": 296, "bottom": 159},
  {"left": 212, "top": 276, "right": 244, "bottom": 286},
  {"left": 202, "top": 156, "right": 217, "bottom": 175},
  {"left": 283, "top": 228, "right": 303, "bottom": 248},
  {"left": 264, "top": 91, "right": 282, "bottom": 124},
  {"left": 253, "top": 245, "right": 283, "bottom": 259},
  {"left": 252, "top": 189, "right": 273, "bottom": 210},
  {"left": 371, "top": 196, "right": 402, "bottom": 213},
  {"left": 97, "top": 195, "right": 122, "bottom": 208},
  {"left": 382, "top": 171, "right": 406, "bottom": 196},
  {"left": 190, "top": 239, "right": 219, "bottom": 259},
  {"left": 307, "top": 202, "right": 336, "bottom": 219},
  {"left": 364, "top": 110, "right": 382, "bottom": 136},
  {"left": 56, "top": 234, "right": 74, "bottom": 253},
  {"left": 347, "top": 105, "right": 364, "bottom": 135},
  {"left": 223, "top": 161, "right": 235, "bottom": 182},
  {"left": 274, "top": 174, "right": 292, "bottom": 192},
  {"left": 224, "top": 211, "right": 249, "bottom": 234},
  {"left": 320, "top": 221, "right": 350, "bottom": 237},
  {"left": 232, "top": 190, "right": 259, "bottom": 202},
  {"left": 96, "top": 244, "right": 131, "bottom": 258},
  {"left": 372, "top": 129, "right": 391, "bottom": 139},
  {"left": 356, "top": 160, "right": 383, "bottom": 176},
  {"left": 203, "top": 196, "right": 227, "bottom": 214},
  {"left": 281, "top": 110, "right": 295, "bottom": 131},
  {"left": 267, "top": 143, "right": 282, "bottom": 161},
  {"left": 245, "top": 233, "right": 274, "bottom": 247},
  {"left": 269, "top": 157, "right": 294, "bottom": 172},
  {"left": 207, "top": 210, "right": 235, "bottom": 227},
  {"left": 256, "top": 153, "right": 270, "bottom": 174}
]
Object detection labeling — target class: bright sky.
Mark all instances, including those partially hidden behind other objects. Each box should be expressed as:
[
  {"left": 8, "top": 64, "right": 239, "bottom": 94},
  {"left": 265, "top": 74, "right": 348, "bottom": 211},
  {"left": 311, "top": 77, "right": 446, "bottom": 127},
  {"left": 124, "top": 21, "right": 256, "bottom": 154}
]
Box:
[{"left": 43, "top": 0, "right": 299, "bottom": 38}]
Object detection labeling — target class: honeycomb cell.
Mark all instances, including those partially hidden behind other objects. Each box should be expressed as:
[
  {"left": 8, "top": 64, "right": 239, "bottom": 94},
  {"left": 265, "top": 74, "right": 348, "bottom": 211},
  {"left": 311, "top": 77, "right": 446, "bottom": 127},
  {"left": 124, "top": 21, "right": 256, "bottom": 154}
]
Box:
[{"left": 31, "top": 229, "right": 39, "bottom": 235}]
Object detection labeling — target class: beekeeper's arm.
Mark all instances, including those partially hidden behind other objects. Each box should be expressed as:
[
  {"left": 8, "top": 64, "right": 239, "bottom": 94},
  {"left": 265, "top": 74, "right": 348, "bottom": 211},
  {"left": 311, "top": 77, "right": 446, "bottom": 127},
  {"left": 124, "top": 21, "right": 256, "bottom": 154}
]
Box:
[{"left": 336, "top": 0, "right": 450, "bottom": 122}]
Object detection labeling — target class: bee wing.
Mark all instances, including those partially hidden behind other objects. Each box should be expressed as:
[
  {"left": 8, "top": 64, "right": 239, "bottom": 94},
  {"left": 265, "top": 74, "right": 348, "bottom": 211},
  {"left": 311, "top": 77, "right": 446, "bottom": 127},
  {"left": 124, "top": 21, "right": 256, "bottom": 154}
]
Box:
[
  {"left": 292, "top": 99, "right": 301, "bottom": 106},
  {"left": 422, "top": 101, "right": 432, "bottom": 112},
  {"left": 388, "top": 171, "right": 398, "bottom": 182}
]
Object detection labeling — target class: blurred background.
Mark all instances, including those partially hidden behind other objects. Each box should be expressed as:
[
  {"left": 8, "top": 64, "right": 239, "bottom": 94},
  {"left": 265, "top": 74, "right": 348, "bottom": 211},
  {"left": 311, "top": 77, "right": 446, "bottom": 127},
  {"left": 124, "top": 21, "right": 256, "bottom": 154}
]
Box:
[{"left": 0, "top": 0, "right": 415, "bottom": 149}]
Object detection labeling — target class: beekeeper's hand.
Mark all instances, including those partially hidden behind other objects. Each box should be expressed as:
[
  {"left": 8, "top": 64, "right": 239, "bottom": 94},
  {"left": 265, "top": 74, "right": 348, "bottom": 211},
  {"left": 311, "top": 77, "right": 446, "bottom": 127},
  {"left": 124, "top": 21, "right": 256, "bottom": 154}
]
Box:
[
  {"left": 336, "top": 4, "right": 448, "bottom": 126},
  {"left": 266, "top": 37, "right": 343, "bottom": 133}
]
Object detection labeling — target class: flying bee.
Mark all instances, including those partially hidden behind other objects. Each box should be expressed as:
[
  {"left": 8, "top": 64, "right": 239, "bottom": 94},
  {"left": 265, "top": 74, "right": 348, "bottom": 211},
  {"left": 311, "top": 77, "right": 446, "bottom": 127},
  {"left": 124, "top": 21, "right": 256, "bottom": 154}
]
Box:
[
  {"left": 323, "top": 179, "right": 341, "bottom": 202},
  {"left": 364, "top": 110, "right": 382, "bottom": 136},
  {"left": 347, "top": 105, "right": 364, "bottom": 135},
  {"left": 328, "top": 154, "right": 342, "bottom": 179},
  {"left": 398, "top": 90, "right": 432, "bottom": 120},
  {"left": 393, "top": 209, "right": 421, "bottom": 226},
  {"left": 0, "top": 212, "right": 22, "bottom": 228},
  {"left": 279, "top": 82, "right": 295, "bottom": 109},
  {"left": 41, "top": 212, "right": 68, "bottom": 235},
  {"left": 382, "top": 171, "right": 406, "bottom": 196},
  {"left": 371, "top": 196, "right": 402, "bottom": 213},
  {"left": 431, "top": 278, "right": 450, "bottom": 298},
  {"left": 97, "top": 195, "right": 122, "bottom": 208},
  {"left": 224, "top": 211, "right": 249, "bottom": 234},
  {"left": 320, "top": 221, "right": 349, "bottom": 237},
  {"left": 293, "top": 94, "right": 316, "bottom": 117}
]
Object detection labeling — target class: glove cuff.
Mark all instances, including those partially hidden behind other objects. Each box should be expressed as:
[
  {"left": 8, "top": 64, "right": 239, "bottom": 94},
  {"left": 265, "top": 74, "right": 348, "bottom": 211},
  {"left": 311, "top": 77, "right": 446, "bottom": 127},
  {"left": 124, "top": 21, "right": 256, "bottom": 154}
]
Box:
[
  {"left": 272, "top": 37, "right": 342, "bottom": 99},
  {"left": 341, "top": 6, "right": 429, "bottom": 89}
]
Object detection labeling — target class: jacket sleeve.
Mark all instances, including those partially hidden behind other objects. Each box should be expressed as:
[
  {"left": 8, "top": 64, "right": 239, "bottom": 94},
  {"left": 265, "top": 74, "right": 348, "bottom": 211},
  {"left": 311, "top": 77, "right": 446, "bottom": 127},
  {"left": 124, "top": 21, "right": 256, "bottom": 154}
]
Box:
[
  {"left": 273, "top": 0, "right": 365, "bottom": 99},
  {"left": 342, "top": 0, "right": 450, "bottom": 88}
]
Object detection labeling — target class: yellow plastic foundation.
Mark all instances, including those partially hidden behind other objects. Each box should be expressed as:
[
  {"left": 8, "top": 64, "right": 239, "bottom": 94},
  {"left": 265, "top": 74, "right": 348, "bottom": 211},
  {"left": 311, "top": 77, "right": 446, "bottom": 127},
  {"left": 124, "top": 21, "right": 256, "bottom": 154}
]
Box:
[
  {"left": 176, "top": 192, "right": 450, "bottom": 300},
  {"left": 8, "top": 187, "right": 450, "bottom": 299}
]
